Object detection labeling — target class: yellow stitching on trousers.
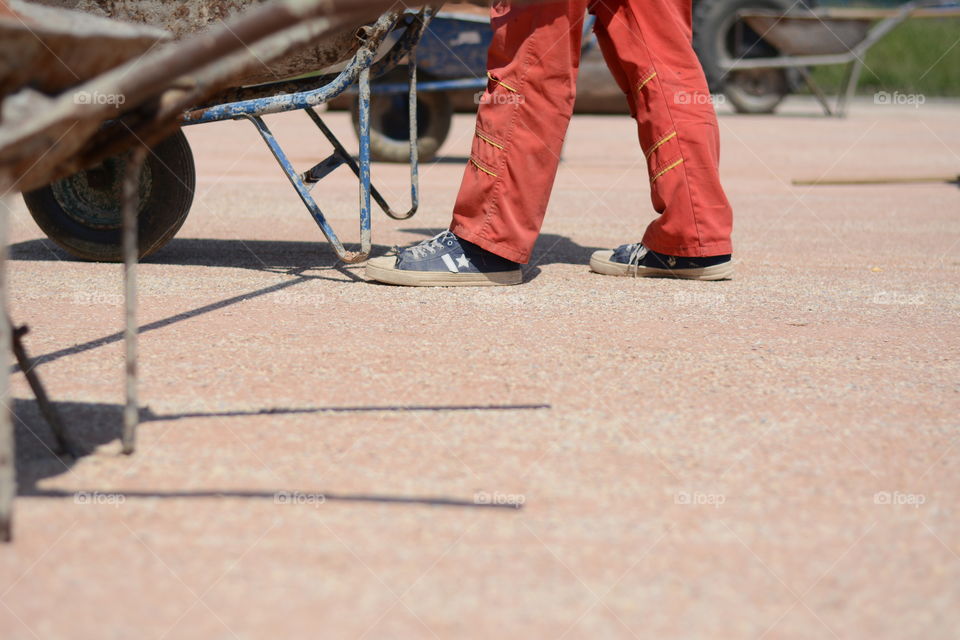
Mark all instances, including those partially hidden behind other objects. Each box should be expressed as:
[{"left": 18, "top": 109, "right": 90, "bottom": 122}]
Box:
[
  {"left": 487, "top": 71, "right": 518, "bottom": 93},
  {"left": 645, "top": 131, "right": 677, "bottom": 158},
  {"left": 476, "top": 131, "right": 504, "bottom": 150},
  {"left": 471, "top": 158, "right": 498, "bottom": 177},
  {"left": 651, "top": 158, "right": 684, "bottom": 183},
  {"left": 637, "top": 70, "right": 658, "bottom": 91}
]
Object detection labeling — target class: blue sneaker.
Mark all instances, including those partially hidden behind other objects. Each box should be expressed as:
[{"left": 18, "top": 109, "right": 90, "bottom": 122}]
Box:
[
  {"left": 366, "top": 231, "right": 523, "bottom": 287},
  {"left": 590, "top": 243, "right": 733, "bottom": 280}
]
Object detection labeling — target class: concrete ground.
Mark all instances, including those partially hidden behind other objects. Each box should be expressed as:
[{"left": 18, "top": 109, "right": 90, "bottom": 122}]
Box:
[{"left": 1, "top": 96, "right": 958, "bottom": 639}]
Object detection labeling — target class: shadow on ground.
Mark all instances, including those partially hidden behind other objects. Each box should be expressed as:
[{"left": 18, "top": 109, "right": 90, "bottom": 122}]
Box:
[
  {"left": 11, "top": 231, "right": 602, "bottom": 270},
  {"left": 12, "top": 397, "right": 541, "bottom": 508},
  {"left": 9, "top": 237, "right": 388, "bottom": 272},
  {"left": 8, "top": 231, "right": 602, "bottom": 372},
  {"left": 9, "top": 239, "right": 371, "bottom": 371}
]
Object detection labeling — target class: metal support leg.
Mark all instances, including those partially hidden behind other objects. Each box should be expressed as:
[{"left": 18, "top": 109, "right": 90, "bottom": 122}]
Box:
[
  {"left": 246, "top": 113, "right": 372, "bottom": 263},
  {"left": 798, "top": 67, "right": 835, "bottom": 117},
  {"left": 357, "top": 66, "right": 373, "bottom": 248},
  {"left": 245, "top": 40, "right": 427, "bottom": 261},
  {"left": 305, "top": 107, "right": 420, "bottom": 221},
  {"left": 303, "top": 52, "right": 421, "bottom": 221},
  {"left": 0, "top": 194, "right": 14, "bottom": 541},
  {"left": 121, "top": 148, "right": 146, "bottom": 455},
  {"left": 837, "top": 60, "right": 865, "bottom": 118}
]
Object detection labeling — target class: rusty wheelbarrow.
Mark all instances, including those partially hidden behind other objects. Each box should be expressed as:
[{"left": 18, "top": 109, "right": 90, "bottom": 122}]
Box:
[
  {"left": 10, "top": 0, "right": 437, "bottom": 264},
  {"left": 722, "top": 0, "right": 960, "bottom": 116}
]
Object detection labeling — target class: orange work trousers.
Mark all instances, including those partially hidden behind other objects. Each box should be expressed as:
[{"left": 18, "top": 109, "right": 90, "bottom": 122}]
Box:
[{"left": 449, "top": 0, "right": 734, "bottom": 263}]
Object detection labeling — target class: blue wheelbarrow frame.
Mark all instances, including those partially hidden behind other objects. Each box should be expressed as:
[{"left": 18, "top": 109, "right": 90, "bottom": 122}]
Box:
[{"left": 178, "top": 8, "right": 437, "bottom": 263}]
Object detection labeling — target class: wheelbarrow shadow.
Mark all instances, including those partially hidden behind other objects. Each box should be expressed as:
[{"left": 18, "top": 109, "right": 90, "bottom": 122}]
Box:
[
  {"left": 11, "top": 230, "right": 604, "bottom": 277},
  {"left": 9, "top": 236, "right": 394, "bottom": 278},
  {"left": 12, "top": 396, "right": 530, "bottom": 510},
  {"left": 7, "top": 237, "right": 388, "bottom": 372},
  {"left": 6, "top": 230, "right": 600, "bottom": 372}
]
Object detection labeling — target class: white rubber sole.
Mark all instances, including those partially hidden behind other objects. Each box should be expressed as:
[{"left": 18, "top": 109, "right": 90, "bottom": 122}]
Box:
[
  {"left": 366, "top": 256, "right": 522, "bottom": 287},
  {"left": 589, "top": 250, "right": 733, "bottom": 281}
]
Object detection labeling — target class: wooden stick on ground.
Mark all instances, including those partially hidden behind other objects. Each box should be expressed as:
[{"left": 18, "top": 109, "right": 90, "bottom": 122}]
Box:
[
  {"left": 793, "top": 175, "right": 960, "bottom": 187},
  {"left": 121, "top": 148, "right": 146, "bottom": 455}
]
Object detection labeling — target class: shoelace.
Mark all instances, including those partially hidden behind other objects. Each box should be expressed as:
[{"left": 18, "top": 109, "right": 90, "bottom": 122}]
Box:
[
  {"left": 626, "top": 243, "right": 648, "bottom": 277},
  {"left": 406, "top": 231, "right": 454, "bottom": 260}
]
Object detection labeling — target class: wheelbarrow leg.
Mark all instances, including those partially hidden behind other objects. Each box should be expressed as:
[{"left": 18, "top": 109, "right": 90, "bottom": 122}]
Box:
[
  {"left": 304, "top": 49, "right": 420, "bottom": 220},
  {"left": 837, "top": 59, "right": 865, "bottom": 118},
  {"left": 357, "top": 66, "right": 374, "bottom": 245},
  {"left": 245, "top": 42, "right": 426, "bottom": 262},
  {"left": 798, "top": 67, "right": 835, "bottom": 117},
  {"left": 245, "top": 113, "right": 372, "bottom": 263},
  {"left": 0, "top": 193, "right": 14, "bottom": 541},
  {"left": 121, "top": 148, "right": 146, "bottom": 455}
]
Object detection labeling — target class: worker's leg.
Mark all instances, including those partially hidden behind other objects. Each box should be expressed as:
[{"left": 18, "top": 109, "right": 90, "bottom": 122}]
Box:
[
  {"left": 448, "top": 1, "right": 590, "bottom": 264},
  {"left": 589, "top": 0, "right": 733, "bottom": 259},
  {"left": 366, "top": 2, "right": 587, "bottom": 287}
]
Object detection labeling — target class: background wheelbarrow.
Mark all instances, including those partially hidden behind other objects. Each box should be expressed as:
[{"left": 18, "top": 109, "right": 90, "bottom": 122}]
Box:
[{"left": 724, "top": 0, "right": 960, "bottom": 116}]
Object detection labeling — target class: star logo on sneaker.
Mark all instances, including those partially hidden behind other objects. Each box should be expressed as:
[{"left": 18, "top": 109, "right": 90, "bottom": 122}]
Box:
[
  {"left": 667, "top": 256, "right": 677, "bottom": 268},
  {"left": 455, "top": 254, "right": 472, "bottom": 270}
]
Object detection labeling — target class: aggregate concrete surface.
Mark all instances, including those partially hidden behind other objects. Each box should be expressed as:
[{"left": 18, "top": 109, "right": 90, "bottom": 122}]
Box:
[{"left": 1, "top": 97, "right": 958, "bottom": 638}]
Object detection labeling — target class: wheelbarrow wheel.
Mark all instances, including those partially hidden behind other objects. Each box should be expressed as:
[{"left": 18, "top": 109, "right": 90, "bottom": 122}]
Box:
[
  {"left": 693, "top": 0, "right": 812, "bottom": 114},
  {"left": 722, "top": 68, "right": 790, "bottom": 114},
  {"left": 351, "top": 72, "right": 453, "bottom": 163},
  {"left": 22, "top": 130, "right": 195, "bottom": 262}
]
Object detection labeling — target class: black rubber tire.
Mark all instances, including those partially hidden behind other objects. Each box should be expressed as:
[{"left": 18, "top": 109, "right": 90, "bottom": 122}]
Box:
[
  {"left": 351, "top": 68, "right": 453, "bottom": 163},
  {"left": 722, "top": 65, "right": 790, "bottom": 115},
  {"left": 693, "top": 0, "right": 813, "bottom": 114},
  {"left": 22, "top": 130, "right": 195, "bottom": 262}
]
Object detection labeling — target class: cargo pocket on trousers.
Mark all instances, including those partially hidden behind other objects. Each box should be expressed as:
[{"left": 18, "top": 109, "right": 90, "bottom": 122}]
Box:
[
  {"left": 469, "top": 125, "right": 506, "bottom": 178},
  {"left": 470, "top": 72, "right": 521, "bottom": 179}
]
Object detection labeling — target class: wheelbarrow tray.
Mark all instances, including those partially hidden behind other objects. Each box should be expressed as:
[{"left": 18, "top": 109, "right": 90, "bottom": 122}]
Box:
[
  {"left": 739, "top": 3, "right": 960, "bottom": 58},
  {"left": 738, "top": 10, "right": 874, "bottom": 57},
  {"left": 29, "top": 0, "right": 366, "bottom": 86}
]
